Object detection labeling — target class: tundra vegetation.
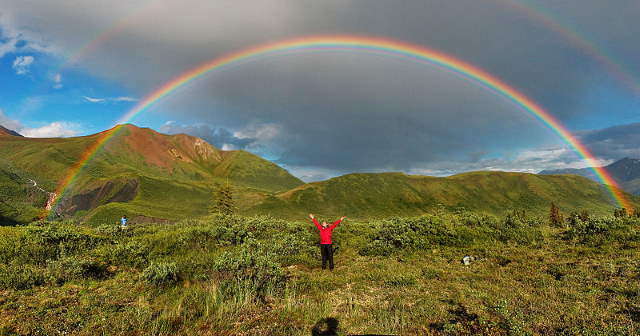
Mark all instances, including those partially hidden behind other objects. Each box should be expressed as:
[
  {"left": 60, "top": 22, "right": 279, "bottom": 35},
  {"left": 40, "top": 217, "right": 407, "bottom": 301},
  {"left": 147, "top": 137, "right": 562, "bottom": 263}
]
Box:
[{"left": 1, "top": 208, "right": 640, "bottom": 335}]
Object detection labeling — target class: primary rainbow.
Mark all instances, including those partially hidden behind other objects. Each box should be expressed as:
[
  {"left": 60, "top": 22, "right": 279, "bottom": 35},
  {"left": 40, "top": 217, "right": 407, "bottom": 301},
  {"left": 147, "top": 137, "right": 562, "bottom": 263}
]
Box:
[{"left": 48, "top": 35, "right": 633, "bottom": 214}]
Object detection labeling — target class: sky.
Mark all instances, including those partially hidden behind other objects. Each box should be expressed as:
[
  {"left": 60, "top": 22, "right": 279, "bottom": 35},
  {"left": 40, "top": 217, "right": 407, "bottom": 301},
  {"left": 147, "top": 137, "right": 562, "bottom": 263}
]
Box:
[{"left": 0, "top": 0, "right": 639, "bottom": 181}]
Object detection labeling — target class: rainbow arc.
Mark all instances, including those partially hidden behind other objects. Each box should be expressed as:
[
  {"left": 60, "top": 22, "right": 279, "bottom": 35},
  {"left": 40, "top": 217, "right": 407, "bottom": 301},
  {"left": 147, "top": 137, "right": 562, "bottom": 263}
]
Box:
[{"left": 47, "top": 35, "right": 633, "bottom": 214}]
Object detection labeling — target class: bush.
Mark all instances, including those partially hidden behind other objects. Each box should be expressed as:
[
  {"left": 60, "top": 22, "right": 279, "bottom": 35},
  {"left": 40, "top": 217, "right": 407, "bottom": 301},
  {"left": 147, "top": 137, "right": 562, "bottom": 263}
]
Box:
[
  {"left": 94, "top": 224, "right": 122, "bottom": 236},
  {"left": 244, "top": 226, "right": 318, "bottom": 266},
  {"left": 0, "top": 263, "right": 47, "bottom": 290},
  {"left": 565, "top": 215, "right": 637, "bottom": 245},
  {"left": 47, "top": 255, "right": 109, "bottom": 284},
  {"left": 213, "top": 249, "right": 287, "bottom": 299},
  {"left": 205, "top": 214, "right": 257, "bottom": 246},
  {"left": 359, "top": 213, "right": 544, "bottom": 256},
  {"left": 142, "top": 261, "right": 179, "bottom": 285},
  {"left": 16, "top": 223, "right": 102, "bottom": 265},
  {"left": 104, "top": 241, "right": 150, "bottom": 268}
]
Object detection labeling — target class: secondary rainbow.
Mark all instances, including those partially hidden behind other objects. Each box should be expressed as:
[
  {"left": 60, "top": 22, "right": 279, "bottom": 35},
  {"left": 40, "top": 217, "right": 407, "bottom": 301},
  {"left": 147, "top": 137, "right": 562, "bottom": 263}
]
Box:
[
  {"left": 48, "top": 35, "right": 633, "bottom": 214},
  {"left": 499, "top": 0, "right": 640, "bottom": 95}
]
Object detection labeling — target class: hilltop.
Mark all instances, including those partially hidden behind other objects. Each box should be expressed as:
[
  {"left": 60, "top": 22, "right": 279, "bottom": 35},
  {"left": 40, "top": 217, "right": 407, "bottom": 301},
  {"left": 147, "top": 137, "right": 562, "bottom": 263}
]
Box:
[
  {"left": 249, "top": 170, "right": 631, "bottom": 219},
  {"left": 0, "top": 124, "right": 636, "bottom": 224}
]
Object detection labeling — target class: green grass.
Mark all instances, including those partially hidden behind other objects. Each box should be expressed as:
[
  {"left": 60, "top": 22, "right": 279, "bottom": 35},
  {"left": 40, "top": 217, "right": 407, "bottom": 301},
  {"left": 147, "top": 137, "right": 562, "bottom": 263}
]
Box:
[{"left": 2, "top": 212, "right": 640, "bottom": 335}]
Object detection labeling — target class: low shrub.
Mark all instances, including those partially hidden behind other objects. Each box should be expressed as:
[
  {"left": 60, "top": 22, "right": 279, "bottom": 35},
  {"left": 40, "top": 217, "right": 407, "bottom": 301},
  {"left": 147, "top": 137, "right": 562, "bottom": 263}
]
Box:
[
  {"left": 213, "top": 249, "right": 287, "bottom": 299},
  {"left": 142, "top": 261, "right": 179, "bottom": 285},
  {"left": 565, "top": 215, "right": 638, "bottom": 245},
  {"left": 16, "top": 223, "right": 103, "bottom": 265},
  {"left": 0, "top": 263, "right": 47, "bottom": 290},
  {"left": 104, "top": 241, "right": 150, "bottom": 268},
  {"left": 47, "top": 255, "right": 109, "bottom": 284},
  {"left": 360, "top": 213, "right": 544, "bottom": 256}
]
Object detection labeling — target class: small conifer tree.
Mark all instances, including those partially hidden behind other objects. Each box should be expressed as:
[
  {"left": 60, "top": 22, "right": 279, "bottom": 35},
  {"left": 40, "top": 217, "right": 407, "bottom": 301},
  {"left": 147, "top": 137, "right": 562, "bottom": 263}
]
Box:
[
  {"left": 549, "top": 202, "right": 564, "bottom": 227},
  {"left": 210, "top": 181, "right": 235, "bottom": 216}
]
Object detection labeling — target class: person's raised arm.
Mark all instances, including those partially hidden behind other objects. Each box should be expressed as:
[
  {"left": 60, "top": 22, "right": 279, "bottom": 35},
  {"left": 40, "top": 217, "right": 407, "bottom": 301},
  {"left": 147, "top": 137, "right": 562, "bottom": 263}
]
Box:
[
  {"left": 309, "top": 213, "right": 321, "bottom": 230},
  {"left": 329, "top": 216, "right": 346, "bottom": 229}
]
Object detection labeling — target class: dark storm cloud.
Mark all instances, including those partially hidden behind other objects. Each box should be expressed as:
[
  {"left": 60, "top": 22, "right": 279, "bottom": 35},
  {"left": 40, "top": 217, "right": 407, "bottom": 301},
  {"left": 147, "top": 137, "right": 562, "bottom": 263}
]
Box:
[
  {"left": 578, "top": 123, "right": 640, "bottom": 160},
  {"left": 2, "top": 0, "right": 638, "bottom": 176}
]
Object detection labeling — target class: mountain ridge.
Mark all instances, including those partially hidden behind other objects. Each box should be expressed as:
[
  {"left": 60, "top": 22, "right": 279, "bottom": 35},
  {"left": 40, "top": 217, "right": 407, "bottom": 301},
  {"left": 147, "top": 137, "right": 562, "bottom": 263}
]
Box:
[{"left": 539, "top": 158, "right": 640, "bottom": 195}]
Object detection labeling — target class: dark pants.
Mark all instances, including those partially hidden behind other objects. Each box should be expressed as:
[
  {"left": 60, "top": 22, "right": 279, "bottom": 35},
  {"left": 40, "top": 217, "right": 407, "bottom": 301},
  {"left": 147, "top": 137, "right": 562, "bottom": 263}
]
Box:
[{"left": 320, "top": 244, "right": 334, "bottom": 270}]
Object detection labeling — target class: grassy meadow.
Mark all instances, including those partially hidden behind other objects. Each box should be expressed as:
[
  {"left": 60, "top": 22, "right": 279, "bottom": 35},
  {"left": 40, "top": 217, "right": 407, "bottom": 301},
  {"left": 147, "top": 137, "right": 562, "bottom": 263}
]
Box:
[{"left": 1, "top": 210, "right": 640, "bottom": 335}]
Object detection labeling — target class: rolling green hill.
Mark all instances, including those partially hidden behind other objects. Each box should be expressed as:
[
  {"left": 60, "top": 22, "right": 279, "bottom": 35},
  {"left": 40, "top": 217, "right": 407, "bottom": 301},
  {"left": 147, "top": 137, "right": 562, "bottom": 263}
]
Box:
[
  {"left": 0, "top": 124, "right": 636, "bottom": 224},
  {"left": 248, "top": 171, "right": 638, "bottom": 219}
]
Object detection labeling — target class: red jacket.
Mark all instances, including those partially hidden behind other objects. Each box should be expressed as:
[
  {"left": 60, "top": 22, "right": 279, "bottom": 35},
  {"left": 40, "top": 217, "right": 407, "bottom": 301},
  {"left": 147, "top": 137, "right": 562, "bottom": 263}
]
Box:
[{"left": 313, "top": 218, "right": 342, "bottom": 244}]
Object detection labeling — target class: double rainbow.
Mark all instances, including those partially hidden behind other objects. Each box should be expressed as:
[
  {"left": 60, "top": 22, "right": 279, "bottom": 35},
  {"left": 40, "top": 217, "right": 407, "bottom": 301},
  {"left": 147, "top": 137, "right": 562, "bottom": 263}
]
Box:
[{"left": 48, "top": 35, "right": 633, "bottom": 214}]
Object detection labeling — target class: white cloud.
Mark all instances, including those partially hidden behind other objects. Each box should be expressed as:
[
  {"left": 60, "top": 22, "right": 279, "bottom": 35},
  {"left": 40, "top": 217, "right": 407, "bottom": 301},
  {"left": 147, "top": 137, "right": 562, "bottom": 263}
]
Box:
[
  {"left": 83, "top": 96, "right": 106, "bottom": 103},
  {"left": 12, "top": 55, "right": 34, "bottom": 74},
  {"left": 83, "top": 95, "right": 137, "bottom": 103},
  {"left": 233, "top": 123, "right": 282, "bottom": 152},
  {"left": 113, "top": 96, "right": 137, "bottom": 102},
  {"left": 285, "top": 165, "right": 339, "bottom": 182},
  {"left": 234, "top": 123, "right": 281, "bottom": 141},
  {"left": 20, "top": 122, "right": 80, "bottom": 138},
  {"left": 0, "top": 109, "right": 80, "bottom": 138},
  {"left": 52, "top": 73, "right": 62, "bottom": 89}
]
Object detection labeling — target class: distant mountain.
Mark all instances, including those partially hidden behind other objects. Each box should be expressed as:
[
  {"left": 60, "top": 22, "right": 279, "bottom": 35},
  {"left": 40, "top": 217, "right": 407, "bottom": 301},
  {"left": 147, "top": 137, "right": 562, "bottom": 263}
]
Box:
[
  {"left": 0, "top": 125, "right": 22, "bottom": 137},
  {"left": 540, "top": 158, "right": 640, "bottom": 195}
]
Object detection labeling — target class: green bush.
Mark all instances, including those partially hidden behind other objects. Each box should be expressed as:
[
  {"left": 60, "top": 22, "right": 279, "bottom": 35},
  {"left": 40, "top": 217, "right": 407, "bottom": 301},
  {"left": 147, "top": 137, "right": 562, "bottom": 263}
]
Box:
[
  {"left": 565, "top": 215, "right": 638, "bottom": 245},
  {"left": 103, "top": 241, "right": 150, "bottom": 268},
  {"left": 245, "top": 226, "right": 318, "bottom": 266},
  {"left": 208, "top": 214, "right": 258, "bottom": 245},
  {"left": 142, "top": 261, "right": 179, "bottom": 285},
  {"left": 0, "top": 263, "right": 47, "bottom": 290},
  {"left": 213, "top": 249, "right": 287, "bottom": 299},
  {"left": 94, "top": 224, "right": 122, "bottom": 236},
  {"left": 16, "top": 223, "right": 103, "bottom": 265},
  {"left": 360, "top": 213, "right": 543, "bottom": 256},
  {"left": 47, "top": 255, "right": 109, "bottom": 284}
]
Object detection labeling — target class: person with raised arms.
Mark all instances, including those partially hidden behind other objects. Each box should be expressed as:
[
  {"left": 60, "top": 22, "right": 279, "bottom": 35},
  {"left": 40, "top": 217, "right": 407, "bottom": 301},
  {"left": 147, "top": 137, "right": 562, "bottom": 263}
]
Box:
[{"left": 309, "top": 213, "right": 346, "bottom": 271}]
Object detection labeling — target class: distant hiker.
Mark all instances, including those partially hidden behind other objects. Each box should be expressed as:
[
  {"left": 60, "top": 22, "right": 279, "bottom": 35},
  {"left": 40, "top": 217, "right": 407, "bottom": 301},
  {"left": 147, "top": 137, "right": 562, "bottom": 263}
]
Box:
[
  {"left": 120, "top": 215, "right": 128, "bottom": 229},
  {"left": 309, "top": 213, "right": 346, "bottom": 271}
]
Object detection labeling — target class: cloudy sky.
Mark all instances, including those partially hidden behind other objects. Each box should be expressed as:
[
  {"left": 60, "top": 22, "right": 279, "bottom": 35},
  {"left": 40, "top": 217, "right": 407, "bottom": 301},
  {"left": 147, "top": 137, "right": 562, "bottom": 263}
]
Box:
[{"left": 1, "top": 0, "right": 639, "bottom": 181}]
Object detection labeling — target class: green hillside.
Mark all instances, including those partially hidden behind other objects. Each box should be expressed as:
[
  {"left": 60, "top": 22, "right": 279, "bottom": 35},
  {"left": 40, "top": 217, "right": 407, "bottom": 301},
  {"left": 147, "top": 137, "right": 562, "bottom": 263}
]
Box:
[
  {"left": 249, "top": 171, "right": 637, "bottom": 219},
  {"left": 0, "top": 124, "right": 303, "bottom": 224},
  {"left": 0, "top": 160, "right": 49, "bottom": 224}
]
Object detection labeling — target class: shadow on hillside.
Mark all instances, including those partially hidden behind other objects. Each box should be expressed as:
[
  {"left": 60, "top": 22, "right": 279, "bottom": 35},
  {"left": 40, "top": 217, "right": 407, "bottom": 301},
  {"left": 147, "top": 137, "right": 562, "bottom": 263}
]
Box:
[
  {"left": 311, "top": 317, "right": 396, "bottom": 336},
  {"left": 0, "top": 214, "right": 21, "bottom": 226}
]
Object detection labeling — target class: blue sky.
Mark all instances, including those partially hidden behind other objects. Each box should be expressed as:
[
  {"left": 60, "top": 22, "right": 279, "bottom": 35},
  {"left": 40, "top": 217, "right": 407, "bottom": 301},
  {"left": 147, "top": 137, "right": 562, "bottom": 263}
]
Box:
[{"left": 1, "top": 0, "right": 639, "bottom": 181}]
